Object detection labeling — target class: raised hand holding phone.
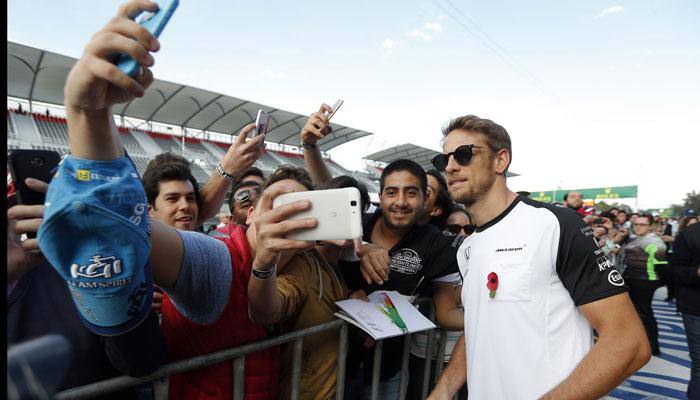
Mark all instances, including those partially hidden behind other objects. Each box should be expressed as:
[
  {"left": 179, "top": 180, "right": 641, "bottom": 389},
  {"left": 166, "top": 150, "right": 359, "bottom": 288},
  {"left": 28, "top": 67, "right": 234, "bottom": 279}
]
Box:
[
  {"left": 301, "top": 103, "right": 334, "bottom": 147},
  {"left": 325, "top": 99, "right": 344, "bottom": 121},
  {"left": 115, "top": 0, "right": 179, "bottom": 77},
  {"left": 64, "top": 0, "right": 166, "bottom": 160}
]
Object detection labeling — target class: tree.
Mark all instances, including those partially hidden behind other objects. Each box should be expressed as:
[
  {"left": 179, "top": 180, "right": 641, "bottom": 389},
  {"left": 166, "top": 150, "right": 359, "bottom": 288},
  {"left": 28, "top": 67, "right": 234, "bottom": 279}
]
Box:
[
  {"left": 683, "top": 190, "right": 700, "bottom": 211},
  {"left": 668, "top": 190, "right": 699, "bottom": 217},
  {"left": 594, "top": 201, "right": 629, "bottom": 213}
]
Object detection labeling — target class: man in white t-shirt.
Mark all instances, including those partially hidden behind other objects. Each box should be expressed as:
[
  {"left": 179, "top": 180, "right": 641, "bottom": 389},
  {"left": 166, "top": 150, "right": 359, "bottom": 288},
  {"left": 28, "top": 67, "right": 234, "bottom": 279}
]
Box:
[{"left": 427, "top": 115, "right": 651, "bottom": 400}]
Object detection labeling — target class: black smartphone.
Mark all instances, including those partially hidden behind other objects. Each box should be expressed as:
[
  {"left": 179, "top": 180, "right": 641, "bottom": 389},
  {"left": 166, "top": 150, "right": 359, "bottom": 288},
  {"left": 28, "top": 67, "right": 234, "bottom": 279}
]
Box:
[{"left": 8, "top": 149, "right": 61, "bottom": 206}]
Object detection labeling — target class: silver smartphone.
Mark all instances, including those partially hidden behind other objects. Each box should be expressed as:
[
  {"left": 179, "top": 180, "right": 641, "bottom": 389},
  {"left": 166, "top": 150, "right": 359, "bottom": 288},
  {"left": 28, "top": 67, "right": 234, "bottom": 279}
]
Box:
[
  {"left": 272, "top": 187, "right": 363, "bottom": 241},
  {"left": 325, "top": 99, "right": 344, "bottom": 121},
  {"left": 254, "top": 110, "right": 270, "bottom": 136}
]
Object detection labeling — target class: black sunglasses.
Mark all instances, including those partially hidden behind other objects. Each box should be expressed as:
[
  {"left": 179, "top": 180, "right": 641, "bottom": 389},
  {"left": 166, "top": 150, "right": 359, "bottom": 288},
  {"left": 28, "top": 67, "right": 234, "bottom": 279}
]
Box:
[
  {"left": 445, "top": 223, "right": 476, "bottom": 236},
  {"left": 431, "top": 145, "right": 483, "bottom": 172}
]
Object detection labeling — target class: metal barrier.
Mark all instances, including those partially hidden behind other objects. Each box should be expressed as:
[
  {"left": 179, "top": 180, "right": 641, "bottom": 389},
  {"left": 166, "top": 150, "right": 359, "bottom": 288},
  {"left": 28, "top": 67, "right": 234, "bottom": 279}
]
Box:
[{"left": 54, "top": 298, "right": 458, "bottom": 400}]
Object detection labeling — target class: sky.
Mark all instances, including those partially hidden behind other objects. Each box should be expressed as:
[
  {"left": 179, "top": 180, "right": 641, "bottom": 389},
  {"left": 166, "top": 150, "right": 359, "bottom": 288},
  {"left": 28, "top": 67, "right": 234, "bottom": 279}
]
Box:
[{"left": 8, "top": 0, "right": 700, "bottom": 209}]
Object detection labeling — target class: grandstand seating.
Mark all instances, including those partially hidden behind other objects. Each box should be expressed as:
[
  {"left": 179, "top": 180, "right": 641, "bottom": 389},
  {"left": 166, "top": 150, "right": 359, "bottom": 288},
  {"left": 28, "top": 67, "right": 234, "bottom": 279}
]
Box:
[
  {"left": 7, "top": 113, "right": 17, "bottom": 140},
  {"left": 33, "top": 114, "right": 69, "bottom": 145},
  {"left": 118, "top": 130, "right": 148, "bottom": 156},
  {"left": 271, "top": 150, "right": 306, "bottom": 168},
  {"left": 9, "top": 111, "right": 40, "bottom": 142},
  {"left": 7, "top": 109, "right": 380, "bottom": 193}
]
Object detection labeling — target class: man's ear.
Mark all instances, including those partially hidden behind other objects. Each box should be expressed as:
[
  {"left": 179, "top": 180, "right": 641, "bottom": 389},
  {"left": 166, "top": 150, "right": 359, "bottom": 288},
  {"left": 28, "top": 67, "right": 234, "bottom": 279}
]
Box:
[
  {"left": 245, "top": 205, "right": 255, "bottom": 226},
  {"left": 430, "top": 205, "right": 443, "bottom": 218},
  {"left": 422, "top": 191, "right": 429, "bottom": 210},
  {"left": 494, "top": 149, "right": 510, "bottom": 175}
]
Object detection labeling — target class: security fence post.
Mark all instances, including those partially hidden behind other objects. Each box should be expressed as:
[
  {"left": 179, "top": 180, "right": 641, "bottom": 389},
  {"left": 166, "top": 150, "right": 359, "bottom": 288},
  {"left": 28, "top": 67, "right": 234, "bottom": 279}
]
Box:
[
  {"left": 398, "top": 333, "right": 411, "bottom": 400},
  {"left": 434, "top": 329, "right": 448, "bottom": 380},
  {"left": 290, "top": 338, "right": 303, "bottom": 400},
  {"left": 152, "top": 377, "right": 168, "bottom": 400},
  {"left": 232, "top": 356, "right": 245, "bottom": 400},
  {"left": 370, "top": 340, "right": 384, "bottom": 400},
  {"left": 336, "top": 324, "right": 349, "bottom": 400}
]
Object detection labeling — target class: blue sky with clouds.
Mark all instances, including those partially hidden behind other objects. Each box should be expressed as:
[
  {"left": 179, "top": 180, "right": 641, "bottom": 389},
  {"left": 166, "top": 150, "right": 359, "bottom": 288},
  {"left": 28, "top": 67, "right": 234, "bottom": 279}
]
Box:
[{"left": 8, "top": 0, "right": 700, "bottom": 209}]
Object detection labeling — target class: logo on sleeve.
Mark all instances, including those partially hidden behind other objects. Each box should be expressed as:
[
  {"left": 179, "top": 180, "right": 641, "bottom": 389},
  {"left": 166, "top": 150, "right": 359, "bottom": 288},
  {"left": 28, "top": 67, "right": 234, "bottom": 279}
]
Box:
[
  {"left": 608, "top": 270, "right": 624, "bottom": 286},
  {"left": 596, "top": 255, "right": 614, "bottom": 271},
  {"left": 76, "top": 169, "right": 91, "bottom": 181}
]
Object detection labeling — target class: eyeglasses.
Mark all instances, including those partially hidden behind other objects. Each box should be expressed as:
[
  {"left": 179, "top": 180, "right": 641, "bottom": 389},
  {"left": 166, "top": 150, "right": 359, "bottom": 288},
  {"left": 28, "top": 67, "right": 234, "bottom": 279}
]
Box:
[
  {"left": 445, "top": 223, "right": 477, "bottom": 236},
  {"left": 431, "top": 145, "right": 483, "bottom": 172},
  {"left": 234, "top": 188, "right": 259, "bottom": 204}
]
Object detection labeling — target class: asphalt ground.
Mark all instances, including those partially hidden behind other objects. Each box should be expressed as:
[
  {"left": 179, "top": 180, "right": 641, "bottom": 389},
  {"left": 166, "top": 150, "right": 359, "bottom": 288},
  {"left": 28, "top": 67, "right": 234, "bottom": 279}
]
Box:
[{"left": 606, "top": 287, "right": 692, "bottom": 400}]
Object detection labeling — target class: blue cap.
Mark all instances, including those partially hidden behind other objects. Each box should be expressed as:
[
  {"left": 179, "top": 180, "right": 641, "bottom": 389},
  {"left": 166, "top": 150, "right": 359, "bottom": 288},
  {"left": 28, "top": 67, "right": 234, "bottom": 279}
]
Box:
[
  {"left": 683, "top": 209, "right": 697, "bottom": 217},
  {"left": 38, "top": 154, "right": 152, "bottom": 336}
]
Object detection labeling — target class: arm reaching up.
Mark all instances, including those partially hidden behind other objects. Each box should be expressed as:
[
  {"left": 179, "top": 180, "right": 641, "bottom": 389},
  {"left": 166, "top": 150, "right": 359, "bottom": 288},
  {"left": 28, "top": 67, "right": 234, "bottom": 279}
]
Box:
[
  {"left": 301, "top": 104, "right": 334, "bottom": 185},
  {"left": 198, "top": 123, "right": 265, "bottom": 223},
  {"left": 64, "top": 0, "right": 159, "bottom": 160}
]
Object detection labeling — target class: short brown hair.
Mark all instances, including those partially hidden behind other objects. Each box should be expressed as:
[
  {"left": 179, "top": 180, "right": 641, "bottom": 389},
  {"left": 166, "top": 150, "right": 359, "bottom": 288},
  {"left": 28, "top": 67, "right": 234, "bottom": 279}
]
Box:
[
  {"left": 636, "top": 214, "right": 654, "bottom": 225},
  {"left": 255, "top": 165, "right": 314, "bottom": 205},
  {"left": 442, "top": 115, "right": 512, "bottom": 173}
]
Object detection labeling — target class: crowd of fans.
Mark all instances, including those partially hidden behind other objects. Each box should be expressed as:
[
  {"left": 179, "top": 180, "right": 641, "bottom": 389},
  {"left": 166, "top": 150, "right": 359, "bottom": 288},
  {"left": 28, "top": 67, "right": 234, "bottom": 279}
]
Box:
[{"left": 7, "top": 2, "right": 700, "bottom": 400}]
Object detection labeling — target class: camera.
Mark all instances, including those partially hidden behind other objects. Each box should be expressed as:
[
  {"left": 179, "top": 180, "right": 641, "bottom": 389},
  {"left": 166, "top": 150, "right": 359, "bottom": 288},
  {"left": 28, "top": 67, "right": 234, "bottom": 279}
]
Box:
[{"left": 30, "top": 157, "right": 45, "bottom": 167}]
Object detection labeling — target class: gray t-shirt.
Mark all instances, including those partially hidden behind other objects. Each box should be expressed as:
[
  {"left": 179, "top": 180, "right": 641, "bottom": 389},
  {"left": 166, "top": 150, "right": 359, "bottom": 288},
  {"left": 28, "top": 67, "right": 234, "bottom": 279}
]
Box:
[{"left": 162, "top": 230, "right": 232, "bottom": 325}]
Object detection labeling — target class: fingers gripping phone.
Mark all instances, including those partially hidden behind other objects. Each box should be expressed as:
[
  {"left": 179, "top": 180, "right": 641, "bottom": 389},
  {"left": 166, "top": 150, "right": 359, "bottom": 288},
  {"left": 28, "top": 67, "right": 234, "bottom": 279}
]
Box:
[
  {"left": 272, "top": 188, "right": 363, "bottom": 241},
  {"left": 8, "top": 150, "right": 62, "bottom": 239},
  {"left": 8, "top": 150, "right": 61, "bottom": 206},
  {"left": 325, "top": 99, "right": 344, "bottom": 121},
  {"left": 254, "top": 110, "right": 270, "bottom": 137},
  {"left": 114, "top": 0, "right": 180, "bottom": 77}
]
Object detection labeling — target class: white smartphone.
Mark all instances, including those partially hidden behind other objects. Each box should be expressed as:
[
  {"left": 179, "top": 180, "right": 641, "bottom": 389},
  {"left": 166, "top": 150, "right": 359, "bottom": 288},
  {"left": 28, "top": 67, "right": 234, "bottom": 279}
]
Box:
[
  {"left": 325, "top": 99, "right": 344, "bottom": 121},
  {"left": 272, "top": 187, "right": 363, "bottom": 241},
  {"left": 254, "top": 110, "right": 270, "bottom": 137}
]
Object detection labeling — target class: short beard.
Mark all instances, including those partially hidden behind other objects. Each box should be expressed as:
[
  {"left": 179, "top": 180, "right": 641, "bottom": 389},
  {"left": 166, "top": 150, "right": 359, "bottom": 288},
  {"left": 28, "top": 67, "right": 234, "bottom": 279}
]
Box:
[
  {"left": 453, "top": 173, "right": 497, "bottom": 208},
  {"left": 382, "top": 210, "right": 419, "bottom": 232}
]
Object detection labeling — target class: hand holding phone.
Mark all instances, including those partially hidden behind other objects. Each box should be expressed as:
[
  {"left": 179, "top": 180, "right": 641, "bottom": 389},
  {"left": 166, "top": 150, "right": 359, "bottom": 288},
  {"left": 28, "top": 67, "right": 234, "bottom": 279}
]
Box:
[
  {"left": 114, "top": 0, "right": 180, "bottom": 77},
  {"left": 301, "top": 103, "right": 338, "bottom": 146},
  {"left": 325, "top": 99, "right": 344, "bottom": 121},
  {"left": 7, "top": 177, "right": 49, "bottom": 276},
  {"left": 272, "top": 188, "right": 363, "bottom": 241},
  {"left": 8, "top": 150, "right": 61, "bottom": 206}
]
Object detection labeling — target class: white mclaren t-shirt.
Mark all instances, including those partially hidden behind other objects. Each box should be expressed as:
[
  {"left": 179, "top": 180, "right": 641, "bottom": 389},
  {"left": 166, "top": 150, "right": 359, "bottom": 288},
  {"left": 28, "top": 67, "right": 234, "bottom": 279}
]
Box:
[{"left": 458, "top": 196, "right": 627, "bottom": 399}]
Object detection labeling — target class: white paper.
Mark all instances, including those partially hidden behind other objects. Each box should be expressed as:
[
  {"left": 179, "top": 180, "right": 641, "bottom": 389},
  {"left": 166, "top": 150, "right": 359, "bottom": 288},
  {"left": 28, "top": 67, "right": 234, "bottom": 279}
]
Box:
[{"left": 335, "top": 291, "right": 436, "bottom": 340}]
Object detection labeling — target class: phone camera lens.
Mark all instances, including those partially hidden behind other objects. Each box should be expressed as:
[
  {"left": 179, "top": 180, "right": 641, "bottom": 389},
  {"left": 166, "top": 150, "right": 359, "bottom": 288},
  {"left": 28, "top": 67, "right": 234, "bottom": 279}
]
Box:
[
  {"left": 33, "top": 157, "right": 45, "bottom": 167},
  {"left": 350, "top": 200, "right": 357, "bottom": 207}
]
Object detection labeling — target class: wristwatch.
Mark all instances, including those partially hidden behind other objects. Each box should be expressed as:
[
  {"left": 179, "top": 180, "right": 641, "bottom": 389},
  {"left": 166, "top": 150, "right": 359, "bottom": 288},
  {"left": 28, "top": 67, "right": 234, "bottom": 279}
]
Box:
[
  {"left": 301, "top": 142, "right": 317, "bottom": 150},
  {"left": 216, "top": 161, "right": 236, "bottom": 181},
  {"left": 252, "top": 265, "right": 276, "bottom": 279}
]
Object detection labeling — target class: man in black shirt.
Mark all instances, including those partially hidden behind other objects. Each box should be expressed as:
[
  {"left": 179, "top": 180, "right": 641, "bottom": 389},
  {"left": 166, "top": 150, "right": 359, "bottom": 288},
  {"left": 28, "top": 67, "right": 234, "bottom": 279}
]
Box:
[
  {"left": 351, "top": 159, "right": 463, "bottom": 399},
  {"left": 670, "top": 221, "right": 700, "bottom": 399}
]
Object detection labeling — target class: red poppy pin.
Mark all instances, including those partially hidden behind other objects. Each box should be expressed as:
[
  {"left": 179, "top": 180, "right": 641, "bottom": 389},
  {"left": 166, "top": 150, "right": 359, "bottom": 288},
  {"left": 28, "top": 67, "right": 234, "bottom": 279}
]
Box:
[{"left": 487, "top": 272, "right": 498, "bottom": 299}]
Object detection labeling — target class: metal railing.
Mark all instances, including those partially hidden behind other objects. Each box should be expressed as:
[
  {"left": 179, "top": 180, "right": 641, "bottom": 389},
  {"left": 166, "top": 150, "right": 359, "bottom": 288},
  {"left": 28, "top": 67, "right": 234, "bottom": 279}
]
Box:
[{"left": 54, "top": 298, "right": 458, "bottom": 400}]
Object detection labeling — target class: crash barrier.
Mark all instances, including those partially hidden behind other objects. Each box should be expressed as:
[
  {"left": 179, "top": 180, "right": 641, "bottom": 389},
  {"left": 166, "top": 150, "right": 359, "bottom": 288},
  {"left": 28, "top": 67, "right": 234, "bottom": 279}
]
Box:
[{"left": 54, "top": 298, "right": 457, "bottom": 400}]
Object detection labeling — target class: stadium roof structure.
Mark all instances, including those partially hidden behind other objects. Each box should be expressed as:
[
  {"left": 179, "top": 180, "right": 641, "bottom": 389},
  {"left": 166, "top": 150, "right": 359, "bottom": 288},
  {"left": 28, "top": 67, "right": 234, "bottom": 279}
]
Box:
[
  {"left": 365, "top": 144, "right": 440, "bottom": 171},
  {"left": 7, "top": 41, "right": 372, "bottom": 152},
  {"left": 364, "top": 143, "right": 519, "bottom": 177}
]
